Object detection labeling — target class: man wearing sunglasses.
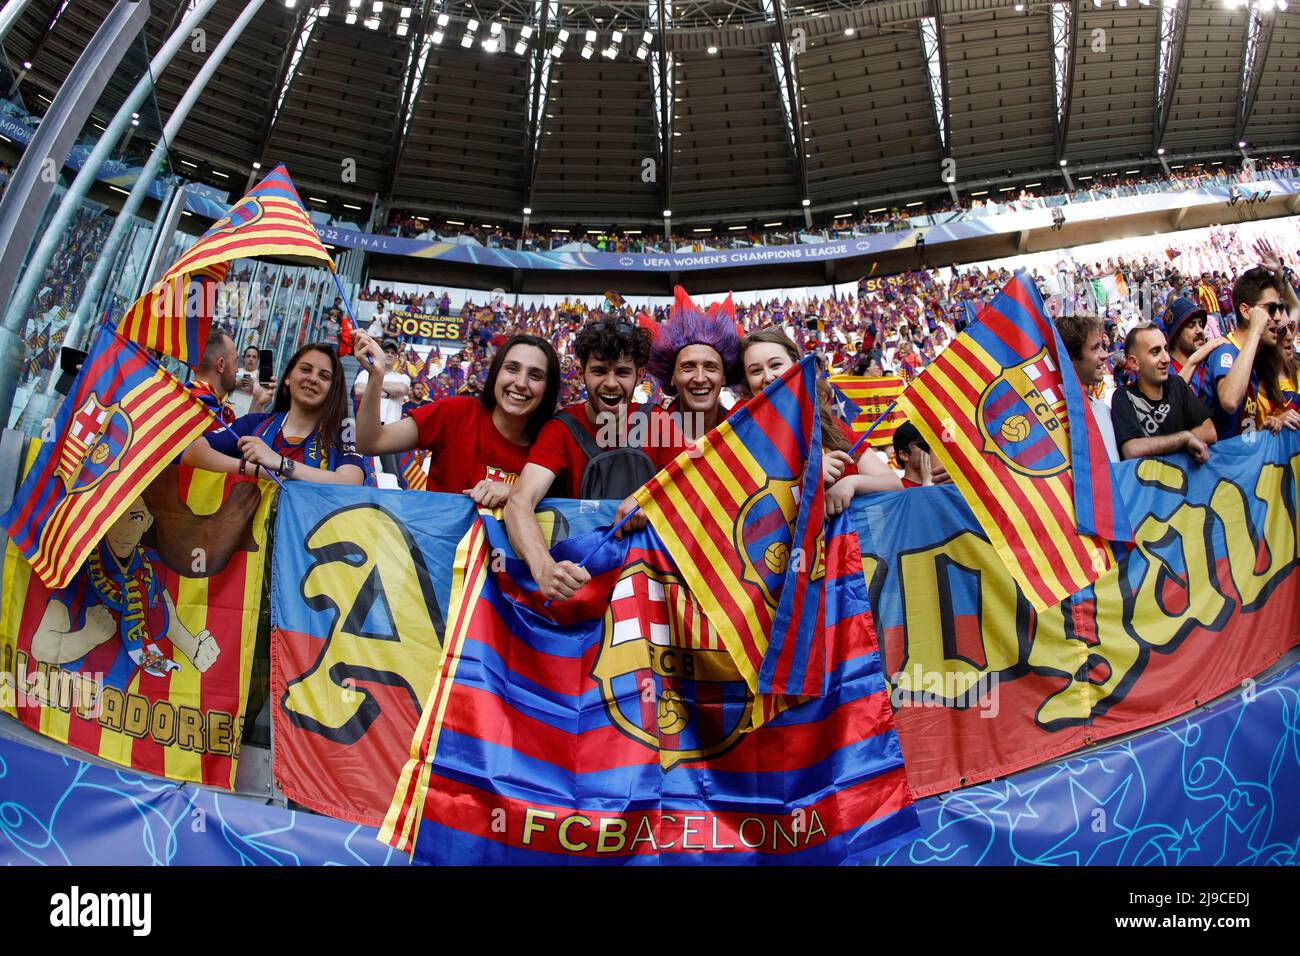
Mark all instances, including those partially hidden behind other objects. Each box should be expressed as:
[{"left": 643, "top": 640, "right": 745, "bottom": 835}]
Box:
[{"left": 1207, "top": 252, "right": 1300, "bottom": 438}]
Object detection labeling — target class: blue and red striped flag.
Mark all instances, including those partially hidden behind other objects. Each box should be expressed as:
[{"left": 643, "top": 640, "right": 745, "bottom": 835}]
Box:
[
  {"left": 381, "top": 508, "right": 919, "bottom": 864},
  {"left": 3, "top": 325, "right": 214, "bottom": 590},
  {"left": 634, "top": 356, "right": 827, "bottom": 701},
  {"left": 897, "top": 270, "right": 1131, "bottom": 610},
  {"left": 117, "top": 165, "right": 334, "bottom": 365}
]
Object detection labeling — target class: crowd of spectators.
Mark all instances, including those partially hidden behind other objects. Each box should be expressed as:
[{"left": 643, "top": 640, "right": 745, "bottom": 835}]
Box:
[{"left": 371, "top": 155, "right": 1300, "bottom": 255}]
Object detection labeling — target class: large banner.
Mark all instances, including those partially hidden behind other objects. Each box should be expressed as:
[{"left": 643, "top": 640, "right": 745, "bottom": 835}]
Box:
[
  {"left": 856, "top": 432, "right": 1300, "bottom": 796},
  {"left": 0, "top": 466, "right": 273, "bottom": 788},
  {"left": 269, "top": 486, "right": 614, "bottom": 825},
  {"left": 385, "top": 309, "right": 467, "bottom": 344}
]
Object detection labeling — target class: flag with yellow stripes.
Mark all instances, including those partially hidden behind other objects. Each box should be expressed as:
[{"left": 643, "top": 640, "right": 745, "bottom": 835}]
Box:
[
  {"left": 895, "top": 272, "right": 1131, "bottom": 610},
  {"left": 117, "top": 164, "right": 334, "bottom": 365},
  {"left": 829, "top": 374, "right": 908, "bottom": 446},
  {"left": 0, "top": 465, "right": 273, "bottom": 788},
  {"left": 634, "top": 355, "right": 829, "bottom": 705}
]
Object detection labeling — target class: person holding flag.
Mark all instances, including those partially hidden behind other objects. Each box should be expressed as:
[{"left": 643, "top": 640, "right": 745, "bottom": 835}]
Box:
[
  {"left": 181, "top": 343, "right": 366, "bottom": 485},
  {"left": 645, "top": 287, "right": 740, "bottom": 443},
  {"left": 738, "top": 328, "right": 901, "bottom": 515}
]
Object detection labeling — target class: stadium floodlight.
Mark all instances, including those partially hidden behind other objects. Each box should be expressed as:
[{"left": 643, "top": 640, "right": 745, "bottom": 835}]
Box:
[
  {"left": 1239, "top": 140, "right": 1248, "bottom": 148},
  {"left": 1059, "top": 158, "right": 1069, "bottom": 166},
  {"left": 523, "top": 207, "right": 532, "bottom": 215},
  {"left": 1092, "top": 0, "right": 1101, "bottom": 6},
  {"left": 285, "top": 0, "right": 297, "bottom": 8},
  {"left": 515, "top": 40, "right": 528, "bottom": 54},
  {"left": 397, "top": 21, "right": 408, "bottom": 35},
  {"left": 349, "top": 0, "right": 360, "bottom": 6},
  {"left": 1157, "top": 147, "right": 1166, "bottom": 155},
  {"left": 801, "top": 198, "right": 811, "bottom": 207},
  {"left": 436, "top": 11, "right": 449, "bottom": 25},
  {"left": 521, "top": 25, "right": 534, "bottom": 38},
  {"left": 603, "top": 45, "right": 617, "bottom": 58},
  {"left": 432, "top": 29, "right": 444, "bottom": 43},
  {"left": 400, "top": 5, "right": 411, "bottom": 15},
  {"left": 636, "top": 45, "right": 648, "bottom": 59},
  {"left": 461, "top": 32, "right": 474, "bottom": 46},
  {"left": 558, "top": 28, "right": 570, "bottom": 41},
  {"left": 551, "top": 40, "right": 564, "bottom": 55},
  {"left": 643, "top": 30, "right": 652, "bottom": 43},
  {"left": 581, "top": 44, "right": 594, "bottom": 58},
  {"left": 483, "top": 36, "right": 499, "bottom": 52},
  {"left": 1014, "top": 3, "right": 1024, "bottom": 9},
  {"left": 319, "top": 2, "right": 331, "bottom": 14},
  {"left": 707, "top": 45, "right": 718, "bottom": 54},
  {"left": 252, "top": 161, "right": 262, "bottom": 169},
  {"left": 467, "top": 18, "right": 479, "bottom": 31},
  {"left": 1279, "top": 0, "right": 1290, "bottom": 10},
  {"left": 490, "top": 21, "right": 503, "bottom": 34},
  {"left": 346, "top": 11, "right": 357, "bottom": 22},
  {"left": 612, "top": 30, "right": 623, "bottom": 42},
  {"left": 22, "top": 60, "right": 31, "bottom": 69},
  {"left": 372, "top": 1, "right": 382, "bottom": 11},
  {"left": 365, "top": 15, "right": 379, "bottom": 27},
  {"left": 844, "top": 26, "right": 855, "bottom": 35},
  {"left": 663, "top": 209, "right": 672, "bottom": 217}
]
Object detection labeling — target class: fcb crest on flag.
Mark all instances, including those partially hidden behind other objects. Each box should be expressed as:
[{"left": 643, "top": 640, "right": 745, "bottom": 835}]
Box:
[
  {"left": 976, "top": 348, "right": 1070, "bottom": 478},
  {"left": 591, "top": 560, "right": 754, "bottom": 769},
  {"left": 57, "top": 395, "right": 133, "bottom": 494},
  {"left": 206, "top": 196, "right": 265, "bottom": 237},
  {"left": 736, "top": 476, "right": 807, "bottom": 606}
]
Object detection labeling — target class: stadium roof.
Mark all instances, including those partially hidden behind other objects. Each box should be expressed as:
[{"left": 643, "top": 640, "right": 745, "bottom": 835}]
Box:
[{"left": 6, "top": 0, "right": 1300, "bottom": 230}]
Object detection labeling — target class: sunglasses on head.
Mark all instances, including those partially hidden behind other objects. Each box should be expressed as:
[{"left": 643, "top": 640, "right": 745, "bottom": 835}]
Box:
[{"left": 590, "top": 319, "right": 636, "bottom": 336}]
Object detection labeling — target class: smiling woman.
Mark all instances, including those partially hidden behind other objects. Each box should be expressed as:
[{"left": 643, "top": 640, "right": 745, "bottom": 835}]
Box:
[
  {"left": 180, "top": 344, "right": 367, "bottom": 486},
  {"left": 353, "top": 332, "right": 561, "bottom": 505}
]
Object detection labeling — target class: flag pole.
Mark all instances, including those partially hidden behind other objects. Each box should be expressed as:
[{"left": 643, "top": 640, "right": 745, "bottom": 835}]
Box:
[
  {"left": 542, "top": 505, "right": 641, "bottom": 607},
  {"left": 330, "top": 269, "right": 378, "bottom": 370},
  {"left": 848, "top": 400, "right": 898, "bottom": 457}
]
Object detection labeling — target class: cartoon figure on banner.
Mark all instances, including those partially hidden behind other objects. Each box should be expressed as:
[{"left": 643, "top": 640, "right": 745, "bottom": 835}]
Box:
[{"left": 27, "top": 472, "right": 261, "bottom": 691}]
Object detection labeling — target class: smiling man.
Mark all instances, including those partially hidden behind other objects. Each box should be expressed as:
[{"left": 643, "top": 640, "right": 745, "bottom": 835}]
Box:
[
  {"left": 646, "top": 297, "right": 742, "bottom": 443},
  {"left": 505, "top": 319, "right": 688, "bottom": 603},
  {"left": 1056, "top": 313, "right": 1120, "bottom": 462},
  {"left": 1112, "top": 323, "right": 1216, "bottom": 463}
]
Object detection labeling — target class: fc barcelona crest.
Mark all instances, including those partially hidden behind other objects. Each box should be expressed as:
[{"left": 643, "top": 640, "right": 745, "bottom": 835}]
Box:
[
  {"left": 57, "top": 395, "right": 133, "bottom": 494},
  {"left": 975, "top": 348, "right": 1070, "bottom": 478},
  {"left": 733, "top": 476, "right": 801, "bottom": 608},
  {"left": 592, "top": 561, "right": 753, "bottom": 769},
  {"left": 205, "top": 197, "right": 265, "bottom": 239}
]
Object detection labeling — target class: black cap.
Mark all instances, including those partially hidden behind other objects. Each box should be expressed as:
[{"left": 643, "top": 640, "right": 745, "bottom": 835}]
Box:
[
  {"left": 893, "top": 421, "right": 929, "bottom": 455},
  {"left": 381, "top": 338, "right": 400, "bottom": 353}
]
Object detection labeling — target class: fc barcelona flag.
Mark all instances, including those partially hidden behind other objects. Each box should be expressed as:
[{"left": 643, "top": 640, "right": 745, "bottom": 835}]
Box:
[
  {"left": 896, "top": 271, "right": 1131, "bottom": 610},
  {"left": 634, "top": 356, "right": 827, "bottom": 702},
  {"left": 381, "top": 512, "right": 919, "bottom": 864},
  {"left": 117, "top": 165, "right": 334, "bottom": 365},
  {"left": 829, "top": 374, "right": 908, "bottom": 447},
  {"left": 3, "top": 325, "right": 215, "bottom": 590}
]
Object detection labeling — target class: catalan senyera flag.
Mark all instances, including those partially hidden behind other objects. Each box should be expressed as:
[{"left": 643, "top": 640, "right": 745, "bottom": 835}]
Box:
[
  {"left": 829, "top": 374, "right": 908, "bottom": 447},
  {"left": 633, "top": 355, "right": 827, "bottom": 703},
  {"left": 895, "top": 270, "right": 1131, "bottom": 611},
  {"left": 398, "top": 449, "right": 429, "bottom": 491},
  {"left": 381, "top": 509, "right": 919, "bottom": 864},
  {"left": 117, "top": 164, "right": 334, "bottom": 365},
  {"left": 2, "top": 325, "right": 216, "bottom": 591},
  {"left": 1, "top": 464, "right": 273, "bottom": 787}
]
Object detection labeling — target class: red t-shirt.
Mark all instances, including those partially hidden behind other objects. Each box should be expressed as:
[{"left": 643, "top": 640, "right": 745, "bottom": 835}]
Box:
[
  {"left": 900, "top": 476, "right": 922, "bottom": 488},
  {"left": 528, "top": 402, "right": 689, "bottom": 498},
  {"left": 409, "top": 395, "right": 531, "bottom": 494}
]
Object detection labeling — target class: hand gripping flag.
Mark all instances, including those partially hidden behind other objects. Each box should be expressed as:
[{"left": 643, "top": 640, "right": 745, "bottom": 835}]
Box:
[
  {"left": 3, "top": 325, "right": 215, "bottom": 590},
  {"left": 117, "top": 164, "right": 334, "bottom": 365},
  {"left": 895, "top": 270, "right": 1131, "bottom": 610},
  {"left": 381, "top": 510, "right": 919, "bottom": 865},
  {"left": 633, "top": 355, "right": 828, "bottom": 702},
  {"left": 829, "top": 374, "right": 908, "bottom": 447}
]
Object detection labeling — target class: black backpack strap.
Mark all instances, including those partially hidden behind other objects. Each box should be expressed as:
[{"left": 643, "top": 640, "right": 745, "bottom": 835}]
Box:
[{"left": 556, "top": 408, "right": 602, "bottom": 459}]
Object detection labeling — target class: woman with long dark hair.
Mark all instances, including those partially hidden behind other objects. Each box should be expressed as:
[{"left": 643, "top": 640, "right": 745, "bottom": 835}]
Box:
[
  {"left": 738, "top": 328, "right": 901, "bottom": 512},
  {"left": 354, "top": 331, "right": 560, "bottom": 506},
  {"left": 182, "top": 342, "right": 366, "bottom": 485}
]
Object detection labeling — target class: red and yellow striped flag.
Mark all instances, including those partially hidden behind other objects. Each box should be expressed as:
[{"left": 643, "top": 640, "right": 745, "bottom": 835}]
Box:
[
  {"left": 829, "top": 374, "right": 907, "bottom": 447},
  {"left": 117, "top": 165, "right": 334, "bottom": 365},
  {"left": 2, "top": 326, "right": 216, "bottom": 590},
  {"left": 895, "top": 273, "right": 1127, "bottom": 611}
]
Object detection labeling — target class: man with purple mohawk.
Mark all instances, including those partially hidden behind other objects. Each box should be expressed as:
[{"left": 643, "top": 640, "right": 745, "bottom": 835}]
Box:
[{"left": 647, "top": 287, "right": 742, "bottom": 443}]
